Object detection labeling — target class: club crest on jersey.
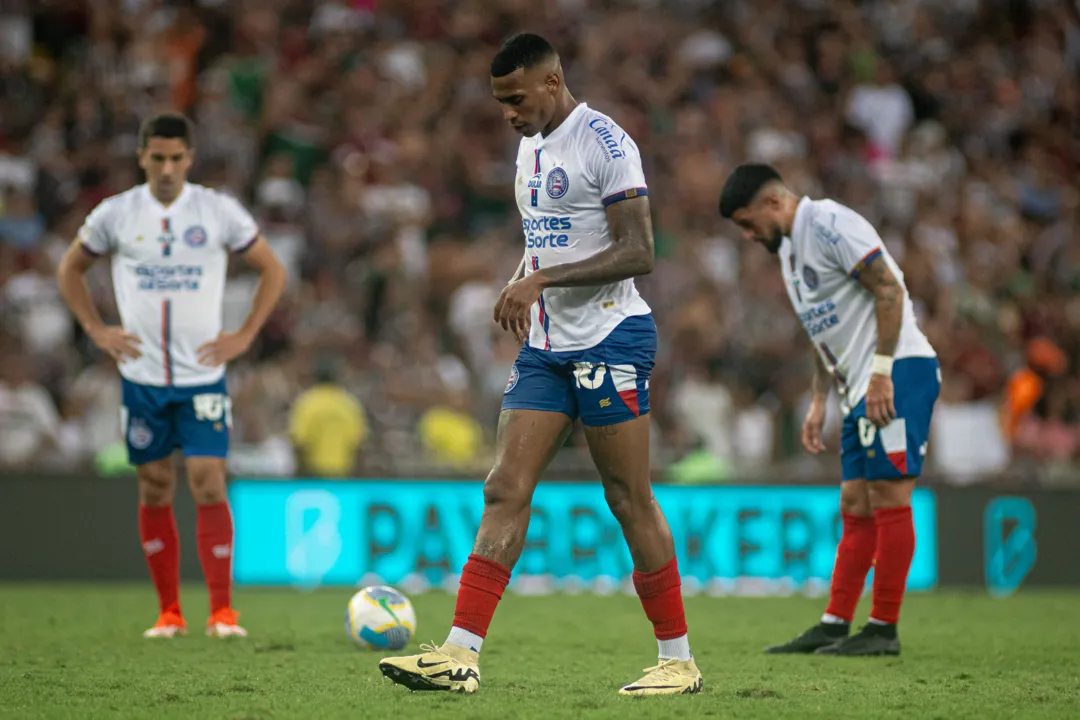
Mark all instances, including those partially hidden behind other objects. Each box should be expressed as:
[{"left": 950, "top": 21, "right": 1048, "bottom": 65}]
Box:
[
  {"left": 128, "top": 418, "right": 154, "bottom": 450},
  {"left": 802, "top": 265, "right": 819, "bottom": 290},
  {"left": 545, "top": 167, "right": 569, "bottom": 199},
  {"left": 184, "top": 225, "right": 208, "bottom": 248},
  {"left": 505, "top": 364, "right": 520, "bottom": 394}
]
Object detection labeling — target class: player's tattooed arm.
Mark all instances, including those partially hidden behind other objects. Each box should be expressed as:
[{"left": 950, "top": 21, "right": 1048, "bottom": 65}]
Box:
[
  {"left": 857, "top": 255, "right": 903, "bottom": 357},
  {"left": 534, "top": 195, "right": 654, "bottom": 288}
]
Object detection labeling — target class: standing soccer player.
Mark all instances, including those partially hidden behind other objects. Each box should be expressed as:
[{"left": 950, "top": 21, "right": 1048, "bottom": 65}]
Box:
[
  {"left": 57, "top": 114, "right": 286, "bottom": 638},
  {"left": 379, "top": 34, "right": 701, "bottom": 695},
  {"left": 718, "top": 164, "right": 939, "bottom": 656}
]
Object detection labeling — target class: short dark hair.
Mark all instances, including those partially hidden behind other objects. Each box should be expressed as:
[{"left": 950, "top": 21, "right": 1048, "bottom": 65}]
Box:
[
  {"left": 718, "top": 163, "right": 784, "bottom": 218},
  {"left": 138, "top": 113, "right": 194, "bottom": 149},
  {"left": 490, "top": 33, "right": 557, "bottom": 78}
]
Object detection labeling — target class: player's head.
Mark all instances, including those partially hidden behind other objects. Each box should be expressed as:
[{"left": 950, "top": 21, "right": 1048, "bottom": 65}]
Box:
[
  {"left": 490, "top": 33, "right": 562, "bottom": 137},
  {"left": 137, "top": 113, "right": 195, "bottom": 203},
  {"left": 718, "top": 163, "right": 792, "bottom": 254}
]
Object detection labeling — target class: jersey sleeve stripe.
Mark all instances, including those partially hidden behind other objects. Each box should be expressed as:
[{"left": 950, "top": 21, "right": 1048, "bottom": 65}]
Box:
[
  {"left": 233, "top": 234, "right": 260, "bottom": 254},
  {"left": 601, "top": 187, "right": 648, "bottom": 207},
  {"left": 79, "top": 243, "right": 104, "bottom": 257},
  {"left": 850, "top": 247, "right": 882, "bottom": 279}
]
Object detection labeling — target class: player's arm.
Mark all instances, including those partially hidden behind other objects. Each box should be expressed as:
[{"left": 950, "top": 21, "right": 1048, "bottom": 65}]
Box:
[
  {"left": 811, "top": 352, "right": 833, "bottom": 400},
  {"left": 857, "top": 255, "right": 903, "bottom": 360},
  {"left": 532, "top": 195, "right": 654, "bottom": 288},
  {"left": 507, "top": 253, "right": 526, "bottom": 284},
  {"left": 802, "top": 352, "right": 832, "bottom": 454},
  {"left": 198, "top": 236, "right": 286, "bottom": 367},
  {"left": 56, "top": 239, "right": 141, "bottom": 362},
  {"left": 856, "top": 253, "right": 902, "bottom": 427}
]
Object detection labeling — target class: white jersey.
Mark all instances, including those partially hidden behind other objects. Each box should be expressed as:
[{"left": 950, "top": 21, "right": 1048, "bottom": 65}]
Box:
[
  {"left": 515, "top": 103, "right": 652, "bottom": 351},
  {"left": 781, "top": 197, "right": 936, "bottom": 413},
  {"left": 79, "top": 183, "right": 259, "bottom": 387}
]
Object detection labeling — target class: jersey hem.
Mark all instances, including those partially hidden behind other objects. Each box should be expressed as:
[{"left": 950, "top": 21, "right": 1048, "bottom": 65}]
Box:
[{"left": 527, "top": 309, "right": 653, "bottom": 353}]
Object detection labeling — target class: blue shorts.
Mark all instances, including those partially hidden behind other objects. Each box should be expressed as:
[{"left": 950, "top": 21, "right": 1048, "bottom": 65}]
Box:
[
  {"left": 841, "top": 357, "right": 941, "bottom": 481},
  {"left": 121, "top": 377, "right": 232, "bottom": 466},
  {"left": 502, "top": 314, "right": 655, "bottom": 427}
]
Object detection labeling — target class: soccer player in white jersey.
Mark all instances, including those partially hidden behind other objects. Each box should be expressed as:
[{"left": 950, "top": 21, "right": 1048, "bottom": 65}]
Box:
[
  {"left": 56, "top": 114, "right": 286, "bottom": 639},
  {"left": 718, "top": 164, "right": 940, "bottom": 657},
  {"left": 379, "top": 34, "right": 701, "bottom": 696}
]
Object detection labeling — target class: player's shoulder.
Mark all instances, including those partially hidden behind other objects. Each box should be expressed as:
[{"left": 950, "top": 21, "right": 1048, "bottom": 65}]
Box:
[
  {"left": 576, "top": 104, "right": 639, "bottom": 161},
  {"left": 806, "top": 198, "right": 875, "bottom": 245},
  {"left": 91, "top": 184, "right": 146, "bottom": 216},
  {"left": 185, "top": 183, "right": 248, "bottom": 211}
]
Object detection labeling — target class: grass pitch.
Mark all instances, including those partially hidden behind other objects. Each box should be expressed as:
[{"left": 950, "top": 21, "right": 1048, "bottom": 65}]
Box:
[{"left": 1, "top": 584, "right": 1078, "bottom": 719}]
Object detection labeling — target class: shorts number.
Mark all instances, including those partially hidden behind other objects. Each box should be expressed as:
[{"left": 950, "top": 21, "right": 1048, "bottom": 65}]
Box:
[
  {"left": 857, "top": 417, "right": 877, "bottom": 448},
  {"left": 193, "top": 393, "right": 233, "bottom": 427},
  {"left": 573, "top": 362, "right": 607, "bottom": 390}
]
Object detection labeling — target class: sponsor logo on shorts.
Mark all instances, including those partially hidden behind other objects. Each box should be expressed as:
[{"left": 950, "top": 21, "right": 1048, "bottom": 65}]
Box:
[{"left": 505, "top": 364, "right": 520, "bottom": 394}]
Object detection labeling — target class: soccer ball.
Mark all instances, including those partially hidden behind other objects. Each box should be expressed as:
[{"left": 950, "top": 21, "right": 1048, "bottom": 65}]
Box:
[{"left": 345, "top": 585, "right": 416, "bottom": 650}]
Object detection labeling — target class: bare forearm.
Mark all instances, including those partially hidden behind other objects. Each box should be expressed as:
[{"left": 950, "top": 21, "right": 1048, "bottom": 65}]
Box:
[
  {"left": 238, "top": 265, "right": 286, "bottom": 339},
  {"left": 874, "top": 290, "right": 902, "bottom": 356},
  {"left": 535, "top": 195, "right": 654, "bottom": 289},
  {"left": 57, "top": 262, "right": 105, "bottom": 335},
  {"left": 536, "top": 243, "right": 652, "bottom": 288},
  {"left": 811, "top": 353, "right": 833, "bottom": 399},
  {"left": 858, "top": 256, "right": 903, "bottom": 356}
]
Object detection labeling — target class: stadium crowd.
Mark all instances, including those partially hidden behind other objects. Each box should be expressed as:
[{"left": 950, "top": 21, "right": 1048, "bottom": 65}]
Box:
[{"left": 0, "top": 0, "right": 1077, "bottom": 483}]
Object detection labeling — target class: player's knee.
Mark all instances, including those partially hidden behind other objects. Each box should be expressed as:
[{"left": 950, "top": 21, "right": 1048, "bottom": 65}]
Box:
[
  {"left": 839, "top": 481, "right": 872, "bottom": 517},
  {"left": 482, "top": 465, "right": 533, "bottom": 513},
  {"left": 602, "top": 476, "right": 649, "bottom": 526},
  {"left": 187, "top": 462, "right": 228, "bottom": 504},
  {"left": 137, "top": 462, "right": 176, "bottom": 506},
  {"left": 868, "top": 479, "right": 914, "bottom": 510}
]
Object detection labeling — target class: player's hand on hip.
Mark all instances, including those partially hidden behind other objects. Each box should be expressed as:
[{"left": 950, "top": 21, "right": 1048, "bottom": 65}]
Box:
[
  {"left": 494, "top": 274, "right": 542, "bottom": 343},
  {"left": 865, "top": 373, "right": 896, "bottom": 427},
  {"left": 801, "top": 395, "right": 828, "bottom": 454},
  {"left": 197, "top": 331, "right": 254, "bottom": 367},
  {"left": 89, "top": 326, "right": 142, "bottom": 363}
]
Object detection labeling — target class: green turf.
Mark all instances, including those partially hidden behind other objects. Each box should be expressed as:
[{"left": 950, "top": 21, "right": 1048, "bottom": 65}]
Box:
[{"left": 1, "top": 585, "right": 1078, "bottom": 719}]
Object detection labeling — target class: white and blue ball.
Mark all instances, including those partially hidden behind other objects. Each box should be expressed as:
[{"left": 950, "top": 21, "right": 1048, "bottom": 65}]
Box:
[{"left": 345, "top": 585, "right": 416, "bottom": 650}]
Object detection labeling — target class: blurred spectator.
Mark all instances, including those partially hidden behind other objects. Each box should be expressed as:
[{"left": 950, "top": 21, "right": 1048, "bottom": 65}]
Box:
[
  {"left": 0, "top": 351, "right": 62, "bottom": 470},
  {"left": 289, "top": 358, "right": 369, "bottom": 478},
  {"left": 0, "top": 0, "right": 1076, "bottom": 484}
]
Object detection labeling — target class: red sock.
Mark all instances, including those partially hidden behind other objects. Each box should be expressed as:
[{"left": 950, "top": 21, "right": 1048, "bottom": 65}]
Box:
[
  {"left": 196, "top": 502, "right": 234, "bottom": 613},
  {"left": 452, "top": 554, "right": 511, "bottom": 638},
  {"left": 824, "top": 512, "right": 878, "bottom": 623},
  {"left": 139, "top": 504, "right": 180, "bottom": 615},
  {"left": 633, "top": 557, "right": 688, "bottom": 640},
  {"left": 870, "top": 506, "right": 916, "bottom": 624}
]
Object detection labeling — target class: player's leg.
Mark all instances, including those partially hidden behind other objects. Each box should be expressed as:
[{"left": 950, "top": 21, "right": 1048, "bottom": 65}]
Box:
[
  {"left": 380, "top": 347, "right": 574, "bottom": 693},
  {"left": 572, "top": 315, "right": 701, "bottom": 695},
  {"left": 123, "top": 380, "right": 186, "bottom": 638},
  {"left": 766, "top": 409, "right": 877, "bottom": 654},
  {"left": 174, "top": 380, "right": 244, "bottom": 637},
  {"left": 818, "top": 357, "right": 941, "bottom": 657}
]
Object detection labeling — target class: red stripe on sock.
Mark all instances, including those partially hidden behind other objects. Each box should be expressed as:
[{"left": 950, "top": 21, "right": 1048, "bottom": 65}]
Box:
[
  {"left": 871, "top": 506, "right": 915, "bottom": 625},
  {"left": 633, "top": 557, "right": 688, "bottom": 641},
  {"left": 824, "top": 512, "right": 878, "bottom": 622},
  {"left": 139, "top": 504, "right": 180, "bottom": 614},
  {"left": 196, "top": 502, "right": 234, "bottom": 613},
  {"left": 452, "top": 554, "right": 511, "bottom": 638}
]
